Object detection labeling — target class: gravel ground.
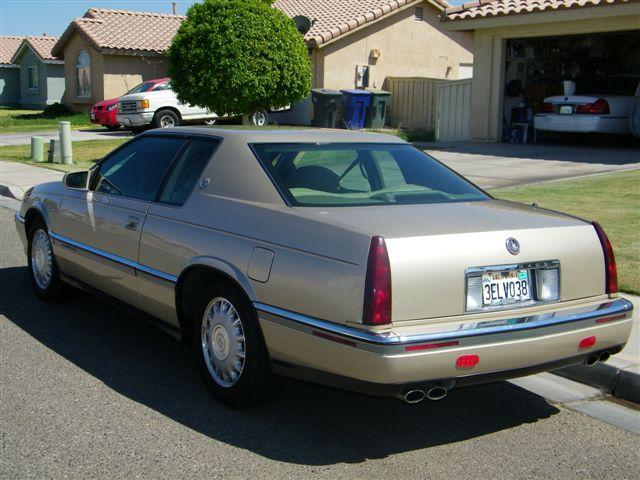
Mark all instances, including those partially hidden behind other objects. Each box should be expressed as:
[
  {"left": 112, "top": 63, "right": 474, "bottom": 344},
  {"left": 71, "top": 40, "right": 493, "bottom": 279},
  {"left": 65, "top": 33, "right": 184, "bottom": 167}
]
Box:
[{"left": 1, "top": 207, "right": 638, "bottom": 479}]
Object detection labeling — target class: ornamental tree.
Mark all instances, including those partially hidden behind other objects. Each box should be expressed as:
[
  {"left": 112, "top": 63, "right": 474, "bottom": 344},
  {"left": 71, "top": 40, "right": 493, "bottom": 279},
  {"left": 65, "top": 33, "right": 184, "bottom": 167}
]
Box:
[{"left": 167, "top": 0, "right": 311, "bottom": 118}]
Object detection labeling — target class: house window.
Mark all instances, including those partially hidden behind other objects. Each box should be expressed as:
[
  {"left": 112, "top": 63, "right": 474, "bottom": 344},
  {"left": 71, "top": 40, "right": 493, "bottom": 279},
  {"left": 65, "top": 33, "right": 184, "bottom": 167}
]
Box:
[
  {"left": 27, "top": 66, "right": 38, "bottom": 90},
  {"left": 76, "top": 50, "right": 91, "bottom": 98}
]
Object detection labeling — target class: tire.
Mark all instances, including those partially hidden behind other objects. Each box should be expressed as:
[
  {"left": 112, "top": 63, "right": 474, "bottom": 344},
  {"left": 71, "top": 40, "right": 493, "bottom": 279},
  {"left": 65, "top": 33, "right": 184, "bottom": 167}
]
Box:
[
  {"left": 27, "top": 218, "right": 64, "bottom": 301},
  {"left": 106, "top": 125, "right": 120, "bottom": 131},
  {"left": 193, "top": 282, "right": 278, "bottom": 408},
  {"left": 251, "top": 110, "right": 268, "bottom": 127},
  {"left": 153, "top": 109, "right": 180, "bottom": 129}
]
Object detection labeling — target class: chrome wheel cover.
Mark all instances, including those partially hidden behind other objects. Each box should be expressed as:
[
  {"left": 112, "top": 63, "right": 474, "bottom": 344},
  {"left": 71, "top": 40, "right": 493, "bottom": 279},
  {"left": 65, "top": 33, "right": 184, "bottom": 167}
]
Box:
[
  {"left": 31, "top": 228, "right": 53, "bottom": 290},
  {"left": 201, "top": 297, "right": 246, "bottom": 388},
  {"left": 159, "top": 115, "right": 175, "bottom": 128},
  {"left": 252, "top": 110, "right": 267, "bottom": 127}
]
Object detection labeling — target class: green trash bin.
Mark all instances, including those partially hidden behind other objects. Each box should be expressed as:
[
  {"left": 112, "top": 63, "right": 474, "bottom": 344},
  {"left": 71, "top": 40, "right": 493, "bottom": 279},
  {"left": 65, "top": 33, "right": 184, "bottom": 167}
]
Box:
[
  {"left": 365, "top": 90, "right": 391, "bottom": 129},
  {"left": 311, "top": 88, "right": 343, "bottom": 128}
]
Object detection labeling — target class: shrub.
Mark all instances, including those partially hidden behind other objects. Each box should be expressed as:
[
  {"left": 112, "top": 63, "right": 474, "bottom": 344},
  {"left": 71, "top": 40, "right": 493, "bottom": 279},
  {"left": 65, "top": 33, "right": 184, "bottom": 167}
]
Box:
[{"left": 167, "top": 0, "right": 311, "bottom": 116}]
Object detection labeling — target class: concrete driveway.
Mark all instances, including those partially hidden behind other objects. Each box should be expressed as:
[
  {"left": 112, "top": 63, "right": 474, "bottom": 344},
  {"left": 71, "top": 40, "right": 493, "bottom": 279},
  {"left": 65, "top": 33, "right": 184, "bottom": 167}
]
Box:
[
  {"left": 0, "top": 128, "right": 133, "bottom": 147},
  {"left": 421, "top": 141, "right": 640, "bottom": 188}
]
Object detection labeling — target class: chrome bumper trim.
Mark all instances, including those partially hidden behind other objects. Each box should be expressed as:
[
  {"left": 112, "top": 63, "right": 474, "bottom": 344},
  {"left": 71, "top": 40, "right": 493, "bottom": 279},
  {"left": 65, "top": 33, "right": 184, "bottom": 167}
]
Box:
[
  {"left": 49, "top": 231, "right": 178, "bottom": 283},
  {"left": 255, "top": 299, "right": 633, "bottom": 353}
]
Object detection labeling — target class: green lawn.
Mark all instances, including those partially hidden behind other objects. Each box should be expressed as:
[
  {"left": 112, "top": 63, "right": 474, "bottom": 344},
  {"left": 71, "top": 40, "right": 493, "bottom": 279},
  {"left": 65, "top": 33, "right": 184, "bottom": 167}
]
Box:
[
  {"left": 0, "top": 106, "right": 93, "bottom": 133},
  {"left": 0, "top": 139, "right": 128, "bottom": 172},
  {"left": 491, "top": 170, "right": 640, "bottom": 295}
]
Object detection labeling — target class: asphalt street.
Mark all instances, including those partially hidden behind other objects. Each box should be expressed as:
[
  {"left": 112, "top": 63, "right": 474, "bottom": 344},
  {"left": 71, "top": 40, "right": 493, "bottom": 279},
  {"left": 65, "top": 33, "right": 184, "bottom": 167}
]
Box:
[{"left": 1, "top": 207, "right": 638, "bottom": 479}]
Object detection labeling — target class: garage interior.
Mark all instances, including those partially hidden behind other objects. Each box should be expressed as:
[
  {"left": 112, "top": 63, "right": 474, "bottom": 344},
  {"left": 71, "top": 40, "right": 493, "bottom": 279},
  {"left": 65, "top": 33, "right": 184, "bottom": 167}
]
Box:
[{"left": 502, "top": 30, "right": 640, "bottom": 142}]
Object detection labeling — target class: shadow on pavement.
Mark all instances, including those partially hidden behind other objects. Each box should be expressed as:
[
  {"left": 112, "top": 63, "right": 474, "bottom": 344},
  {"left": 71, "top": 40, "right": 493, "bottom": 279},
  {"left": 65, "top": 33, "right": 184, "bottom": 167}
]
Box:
[
  {"left": 419, "top": 135, "right": 640, "bottom": 166},
  {"left": 0, "top": 265, "right": 559, "bottom": 465}
]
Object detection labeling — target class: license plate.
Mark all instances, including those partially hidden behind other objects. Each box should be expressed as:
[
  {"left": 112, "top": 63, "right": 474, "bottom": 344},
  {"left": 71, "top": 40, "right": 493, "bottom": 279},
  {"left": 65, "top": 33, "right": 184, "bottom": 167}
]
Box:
[
  {"left": 90, "top": 113, "right": 96, "bottom": 120},
  {"left": 559, "top": 105, "right": 573, "bottom": 115},
  {"left": 482, "top": 269, "right": 531, "bottom": 307}
]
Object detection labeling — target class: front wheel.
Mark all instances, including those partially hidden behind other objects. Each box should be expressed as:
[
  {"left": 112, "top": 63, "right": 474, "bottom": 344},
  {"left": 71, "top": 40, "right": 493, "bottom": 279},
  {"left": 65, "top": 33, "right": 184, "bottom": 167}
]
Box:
[
  {"left": 251, "top": 110, "right": 268, "bottom": 127},
  {"left": 27, "top": 219, "right": 64, "bottom": 301},
  {"left": 193, "top": 282, "right": 278, "bottom": 408},
  {"left": 153, "top": 109, "right": 180, "bottom": 129}
]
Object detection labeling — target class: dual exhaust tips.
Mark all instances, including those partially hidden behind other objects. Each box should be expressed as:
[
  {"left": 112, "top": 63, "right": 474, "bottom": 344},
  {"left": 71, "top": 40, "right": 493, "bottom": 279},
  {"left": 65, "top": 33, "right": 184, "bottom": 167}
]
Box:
[
  {"left": 584, "top": 350, "right": 611, "bottom": 367},
  {"left": 401, "top": 381, "right": 454, "bottom": 404}
]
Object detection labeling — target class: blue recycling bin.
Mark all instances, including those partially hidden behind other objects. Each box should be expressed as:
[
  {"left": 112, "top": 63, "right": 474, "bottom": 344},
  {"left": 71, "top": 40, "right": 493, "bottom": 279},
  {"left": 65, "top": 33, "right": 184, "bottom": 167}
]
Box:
[{"left": 340, "top": 90, "right": 371, "bottom": 129}]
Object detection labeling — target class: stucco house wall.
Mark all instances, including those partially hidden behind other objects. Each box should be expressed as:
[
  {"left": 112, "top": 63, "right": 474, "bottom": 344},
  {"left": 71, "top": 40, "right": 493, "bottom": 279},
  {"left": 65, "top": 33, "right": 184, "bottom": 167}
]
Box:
[
  {"left": 61, "top": 31, "right": 104, "bottom": 112},
  {"left": 315, "top": 1, "right": 473, "bottom": 89},
  {"left": 102, "top": 54, "right": 167, "bottom": 101},
  {"left": 60, "top": 31, "right": 169, "bottom": 112},
  {"left": 15, "top": 47, "right": 65, "bottom": 109},
  {"left": 0, "top": 67, "right": 20, "bottom": 106},
  {"left": 444, "top": 3, "right": 640, "bottom": 142}
]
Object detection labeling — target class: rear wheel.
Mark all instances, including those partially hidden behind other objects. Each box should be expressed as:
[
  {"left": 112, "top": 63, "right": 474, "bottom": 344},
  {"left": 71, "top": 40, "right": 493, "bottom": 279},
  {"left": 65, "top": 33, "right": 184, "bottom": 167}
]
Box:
[
  {"left": 27, "top": 218, "right": 63, "bottom": 301},
  {"left": 192, "top": 282, "right": 277, "bottom": 408},
  {"left": 153, "top": 109, "right": 180, "bottom": 129}
]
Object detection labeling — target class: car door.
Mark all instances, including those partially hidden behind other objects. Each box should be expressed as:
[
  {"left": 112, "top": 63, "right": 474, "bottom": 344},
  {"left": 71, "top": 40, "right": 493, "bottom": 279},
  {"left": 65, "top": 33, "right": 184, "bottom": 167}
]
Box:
[
  {"left": 136, "top": 137, "right": 221, "bottom": 327},
  {"left": 52, "top": 135, "right": 186, "bottom": 307}
]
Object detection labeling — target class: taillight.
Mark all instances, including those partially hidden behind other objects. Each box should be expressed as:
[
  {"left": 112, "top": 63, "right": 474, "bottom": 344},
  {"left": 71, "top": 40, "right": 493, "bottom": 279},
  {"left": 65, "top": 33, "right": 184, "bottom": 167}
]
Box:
[
  {"left": 592, "top": 222, "right": 618, "bottom": 294},
  {"left": 363, "top": 236, "right": 391, "bottom": 325},
  {"left": 576, "top": 98, "right": 610, "bottom": 115},
  {"left": 541, "top": 102, "right": 554, "bottom": 113}
]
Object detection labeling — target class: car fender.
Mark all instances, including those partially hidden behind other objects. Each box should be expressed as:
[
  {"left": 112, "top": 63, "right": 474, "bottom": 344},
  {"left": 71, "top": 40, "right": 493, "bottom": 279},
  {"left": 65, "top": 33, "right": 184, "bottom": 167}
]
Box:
[{"left": 179, "top": 255, "right": 257, "bottom": 302}]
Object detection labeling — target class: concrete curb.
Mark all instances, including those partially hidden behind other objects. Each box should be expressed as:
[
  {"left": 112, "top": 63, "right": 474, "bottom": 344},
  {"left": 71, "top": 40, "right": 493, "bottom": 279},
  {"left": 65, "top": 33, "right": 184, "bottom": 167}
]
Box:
[{"left": 553, "top": 363, "right": 640, "bottom": 405}]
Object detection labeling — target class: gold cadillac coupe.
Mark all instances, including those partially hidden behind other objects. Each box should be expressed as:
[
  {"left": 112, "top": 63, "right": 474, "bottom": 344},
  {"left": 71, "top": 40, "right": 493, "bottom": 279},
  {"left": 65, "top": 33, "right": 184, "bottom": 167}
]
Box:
[{"left": 15, "top": 129, "right": 633, "bottom": 407}]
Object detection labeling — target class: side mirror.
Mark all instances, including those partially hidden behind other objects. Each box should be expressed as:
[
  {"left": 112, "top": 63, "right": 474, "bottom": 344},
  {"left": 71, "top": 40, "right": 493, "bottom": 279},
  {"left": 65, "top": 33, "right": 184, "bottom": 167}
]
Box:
[{"left": 63, "top": 171, "right": 89, "bottom": 190}]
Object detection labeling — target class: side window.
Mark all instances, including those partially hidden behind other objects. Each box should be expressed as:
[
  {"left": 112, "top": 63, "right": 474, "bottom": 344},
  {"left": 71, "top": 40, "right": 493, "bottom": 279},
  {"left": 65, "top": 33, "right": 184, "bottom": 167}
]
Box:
[
  {"left": 92, "top": 137, "right": 185, "bottom": 201},
  {"left": 153, "top": 83, "right": 169, "bottom": 91},
  {"left": 157, "top": 138, "right": 219, "bottom": 206}
]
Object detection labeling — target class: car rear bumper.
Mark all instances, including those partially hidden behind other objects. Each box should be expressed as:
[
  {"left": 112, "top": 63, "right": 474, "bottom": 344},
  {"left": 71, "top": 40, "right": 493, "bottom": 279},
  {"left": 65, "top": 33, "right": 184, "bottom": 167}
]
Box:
[
  {"left": 116, "top": 112, "right": 154, "bottom": 127},
  {"left": 256, "top": 297, "right": 633, "bottom": 392},
  {"left": 534, "top": 114, "right": 630, "bottom": 134}
]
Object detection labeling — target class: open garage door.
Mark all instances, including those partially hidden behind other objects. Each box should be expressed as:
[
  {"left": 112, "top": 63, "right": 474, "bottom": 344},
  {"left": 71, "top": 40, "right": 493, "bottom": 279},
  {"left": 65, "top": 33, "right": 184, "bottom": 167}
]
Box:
[{"left": 502, "top": 31, "right": 640, "bottom": 143}]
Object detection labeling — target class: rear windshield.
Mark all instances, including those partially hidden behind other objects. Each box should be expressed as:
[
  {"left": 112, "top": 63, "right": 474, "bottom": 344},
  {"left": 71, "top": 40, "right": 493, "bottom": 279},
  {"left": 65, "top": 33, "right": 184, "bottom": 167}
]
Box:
[{"left": 251, "top": 143, "right": 488, "bottom": 207}]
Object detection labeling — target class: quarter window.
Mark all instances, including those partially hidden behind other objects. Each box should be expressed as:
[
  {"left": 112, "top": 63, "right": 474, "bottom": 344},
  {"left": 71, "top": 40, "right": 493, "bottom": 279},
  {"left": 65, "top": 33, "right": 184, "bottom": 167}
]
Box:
[
  {"left": 92, "top": 137, "right": 185, "bottom": 201},
  {"left": 158, "top": 138, "right": 219, "bottom": 206},
  {"left": 27, "top": 66, "right": 38, "bottom": 90},
  {"left": 75, "top": 50, "right": 91, "bottom": 97}
]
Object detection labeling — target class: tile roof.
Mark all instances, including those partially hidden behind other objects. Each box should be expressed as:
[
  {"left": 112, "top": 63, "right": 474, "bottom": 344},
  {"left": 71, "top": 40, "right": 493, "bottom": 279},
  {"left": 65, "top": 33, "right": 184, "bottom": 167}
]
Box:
[
  {"left": 11, "top": 36, "right": 61, "bottom": 64},
  {"left": 52, "top": 8, "right": 185, "bottom": 57},
  {"left": 0, "top": 35, "right": 25, "bottom": 66},
  {"left": 274, "top": 0, "right": 450, "bottom": 46},
  {"left": 443, "top": 0, "right": 638, "bottom": 21}
]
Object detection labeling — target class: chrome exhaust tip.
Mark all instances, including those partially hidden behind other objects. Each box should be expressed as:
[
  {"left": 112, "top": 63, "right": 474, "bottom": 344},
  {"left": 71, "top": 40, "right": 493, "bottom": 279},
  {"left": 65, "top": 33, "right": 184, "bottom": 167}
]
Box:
[
  {"left": 403, "top": 389, "right": 426, "bottom": 404},
  {"left": 598, "top": 351, "right": 611, "bottom": 363},
  {"left": 426, "top": 386, "right": 448, "bottom": 401},
  {"left": 584, "top": 354, "right": 598, "bottom": 366}
]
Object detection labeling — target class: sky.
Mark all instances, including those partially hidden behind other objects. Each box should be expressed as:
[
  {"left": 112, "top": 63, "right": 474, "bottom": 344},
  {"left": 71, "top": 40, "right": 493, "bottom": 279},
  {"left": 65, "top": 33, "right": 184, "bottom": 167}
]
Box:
[{"left": 1, "top": 0, "right": 466, "bottom": 37}]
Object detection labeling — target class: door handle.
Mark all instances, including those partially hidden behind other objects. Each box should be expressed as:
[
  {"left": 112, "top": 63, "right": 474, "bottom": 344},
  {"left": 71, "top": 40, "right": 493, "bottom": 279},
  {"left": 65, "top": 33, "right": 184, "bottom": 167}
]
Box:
[{"left": 125, "top": 216, "right": 140, "bottom": 231}]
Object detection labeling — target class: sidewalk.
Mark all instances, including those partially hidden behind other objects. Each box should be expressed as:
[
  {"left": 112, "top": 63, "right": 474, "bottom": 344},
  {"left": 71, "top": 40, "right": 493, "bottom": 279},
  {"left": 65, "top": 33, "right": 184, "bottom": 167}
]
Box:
[
  {"left": 0, "top": 161, "right": 64, "bottom": 199},
  {"left": 0, "top": 160, "right": 638, "bottom": 403},
  {"left": 0, "top": 128, "right": 131, "bottom": 147}
]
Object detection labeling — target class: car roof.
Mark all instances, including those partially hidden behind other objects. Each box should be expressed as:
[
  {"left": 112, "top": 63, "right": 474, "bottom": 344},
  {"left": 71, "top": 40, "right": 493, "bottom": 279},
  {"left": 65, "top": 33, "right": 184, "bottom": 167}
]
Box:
[{"left": 143, "top": 127, "right": 406, "bottom": 144}]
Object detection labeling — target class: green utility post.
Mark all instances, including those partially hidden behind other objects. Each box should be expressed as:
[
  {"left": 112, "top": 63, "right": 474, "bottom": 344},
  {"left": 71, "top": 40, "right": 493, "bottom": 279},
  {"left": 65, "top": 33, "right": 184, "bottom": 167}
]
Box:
[
  {"left": 59, "top": 121, "right": 73, "bottom": 164},
  {"left": 30, "top": 136, "right": 44, "bottom": 162}
]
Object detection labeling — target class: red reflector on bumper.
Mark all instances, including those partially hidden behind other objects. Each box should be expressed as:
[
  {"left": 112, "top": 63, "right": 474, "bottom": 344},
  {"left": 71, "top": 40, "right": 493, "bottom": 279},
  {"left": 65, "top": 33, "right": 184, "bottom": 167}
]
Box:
[
  {"left": 578, "top": 336, "right": 597, "bottom": 349},
  {"left": 456, "top": 354, "right": 479, "bottom": 369},
  {"left": 405, "top": 340, "right": 459, "bottom": 352},
  {"left": 595, "top": 314, "right": 626, "bottom": 324},
  {"left": 312, "top": 330, "right": 357, "bottom": 348}
]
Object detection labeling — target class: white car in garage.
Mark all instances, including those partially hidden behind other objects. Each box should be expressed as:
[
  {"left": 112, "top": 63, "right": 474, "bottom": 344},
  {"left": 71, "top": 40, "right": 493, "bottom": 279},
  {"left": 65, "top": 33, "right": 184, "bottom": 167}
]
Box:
[{"left": 534, "top": 75, "right": 640, "bottom": 135}]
